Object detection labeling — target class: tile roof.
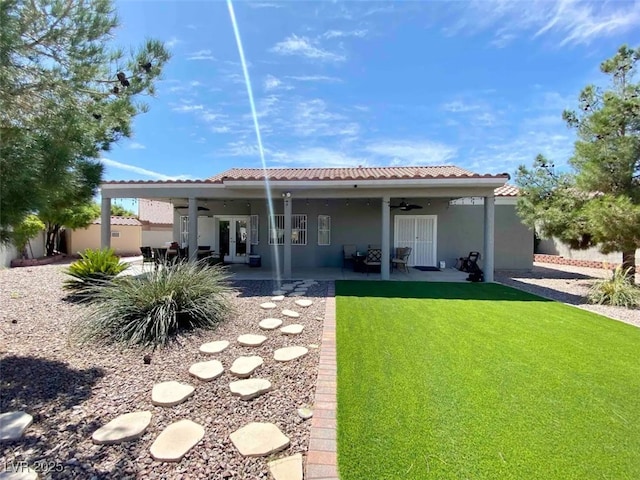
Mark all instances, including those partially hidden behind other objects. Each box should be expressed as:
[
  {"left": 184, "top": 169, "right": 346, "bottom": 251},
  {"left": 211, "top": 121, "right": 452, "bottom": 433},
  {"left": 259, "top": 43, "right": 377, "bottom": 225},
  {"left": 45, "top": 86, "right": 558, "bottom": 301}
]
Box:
[
  {"left": 207, "top": 166, "right": 508, "bottom": 182},
  {"left": 92, "top": 216, "right": 142, "bottom": 226},
  {"left": 138, "top": 199, "right": 174, "bottom": 225},
  {"left": 494, "top": 185, "right": 519, "bottom": 197}
]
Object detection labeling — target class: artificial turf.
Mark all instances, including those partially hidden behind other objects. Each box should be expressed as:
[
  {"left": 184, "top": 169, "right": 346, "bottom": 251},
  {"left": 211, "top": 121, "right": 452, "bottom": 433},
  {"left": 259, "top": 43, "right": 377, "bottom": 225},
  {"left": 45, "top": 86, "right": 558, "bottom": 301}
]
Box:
[{"left": 335, "top": 281, "right": 640, "bottom": 480}]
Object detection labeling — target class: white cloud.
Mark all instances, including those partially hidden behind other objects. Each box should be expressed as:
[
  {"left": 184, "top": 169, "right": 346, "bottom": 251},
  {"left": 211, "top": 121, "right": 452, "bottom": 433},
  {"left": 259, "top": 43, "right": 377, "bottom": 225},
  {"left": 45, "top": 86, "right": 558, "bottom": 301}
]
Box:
[
  {"left": 101, "top": 158, "right": 190, "bottom": 181},
  {"left": 248, "top": 2, "right": 283, "bottom": 8},
  {"left": 286, "top": 75, "right": 342, "bottom": 83},
  {"left": 291, "top": 99, "right": 359, "bottom": 138},
  {"left": 187, "top": 49, "right": 216, "bottom": 61},
  {"left": 166, "top": 36, "right": 180, "bottom": 48},
  {"left": 271, "top": 35, "right": 345, "bottom": 62},
  {"left": 271, "top": 147, "right": 368, "bottom": 167},
  {"left": 128, "top": 142, "right": 146, "bottom": 150},
  {"left": 211, "top": 126, "right": 231, "bottom": 133},
  {"left": 172, "top": 104, "right": 204, "bottom": 113},
  {"left": 442, "top": 100, "right": 483, "bottom": 113},
  {"left": 322, "top": 29, "right": 368, "bottom": 39},
  {"left": 264, "top": 74, "right": 282, "bottom": 91},
  {"left": 365, "top": 140, "right": 457, "bottom": 165}
]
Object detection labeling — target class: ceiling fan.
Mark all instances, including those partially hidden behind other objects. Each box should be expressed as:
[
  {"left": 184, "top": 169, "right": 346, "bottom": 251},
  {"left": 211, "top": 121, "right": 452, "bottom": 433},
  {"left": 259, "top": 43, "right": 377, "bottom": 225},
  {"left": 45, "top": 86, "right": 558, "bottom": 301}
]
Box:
[
  {"left": 174, "top": 205, "right": 210, "bottom": 211},
  {"left": 390, "top": 200, "right": 423, "bottom": 211}
]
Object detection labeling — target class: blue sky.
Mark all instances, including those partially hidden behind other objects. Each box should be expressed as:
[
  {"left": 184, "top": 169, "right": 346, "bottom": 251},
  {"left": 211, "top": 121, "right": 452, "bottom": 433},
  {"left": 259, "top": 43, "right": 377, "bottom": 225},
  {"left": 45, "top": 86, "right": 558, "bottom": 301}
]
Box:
[{"left": 102, "top": 0, "right": 640, "bottom": 182}]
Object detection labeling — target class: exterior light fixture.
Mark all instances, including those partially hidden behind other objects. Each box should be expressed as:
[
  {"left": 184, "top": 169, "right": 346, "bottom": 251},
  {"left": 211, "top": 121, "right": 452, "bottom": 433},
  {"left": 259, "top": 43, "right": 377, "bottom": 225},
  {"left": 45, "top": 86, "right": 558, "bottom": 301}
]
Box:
[{"left": 281, "top": 192, "right": 291, "bottom": 198}]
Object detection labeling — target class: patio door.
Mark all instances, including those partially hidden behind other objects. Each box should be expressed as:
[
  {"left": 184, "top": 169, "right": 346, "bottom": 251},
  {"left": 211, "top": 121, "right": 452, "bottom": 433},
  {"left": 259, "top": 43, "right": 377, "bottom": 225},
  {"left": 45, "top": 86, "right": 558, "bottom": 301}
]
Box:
[
  {"left": 394, "top": 215, "right": 437, "bottom": 267},
  {"left": 217, "top": 216, "right": 249, "bottom": 263}
]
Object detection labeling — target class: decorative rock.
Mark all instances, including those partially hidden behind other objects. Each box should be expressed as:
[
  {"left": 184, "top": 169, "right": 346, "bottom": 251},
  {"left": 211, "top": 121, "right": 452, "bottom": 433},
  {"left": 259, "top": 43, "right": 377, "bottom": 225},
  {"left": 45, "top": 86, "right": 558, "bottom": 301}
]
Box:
[
  {"left": 188, "top": 360, "right": 224, "bottom": 381},
  {"left": 230, "top": 356, "right": 263, "bottom": 378},
  {"left": 269, "top": 453, "right": 304, "bottom": 480},
  {"left": 151, "top": 381, "right": 195, "bottom": 407},
  {"left": 294, "top": 299, "right": 313, "bottom": 308},
  {"left": 272, "top": 290, "right": 285, "bottom": 296},
  {"left": 237, "top": 334, "right": 267, "bottom": 347},
  {"left": 259, "top": 318, "right": 283, "bottom": 330},
  {"left": 281, "top": 309, "right": 300, "bottom": 318},
  {"left": 0, "top": 411, "right": 33, "bottom": 441},
  {"left": 229, "top": 378, "right": 272, "bottom": 400},
  {"left": 199, "top": 340, "right": 229, "bottom": 354},
  {"left": 271, "top": 295, "right": 285, "bottom": 302},
  {"left": 280, "top": 324, "right": 304, "bottom": 335},
  {"left": 274, "top": 346, "right": 308, "bottom": 362},
  {"left": 150, "top": 419, "right": 204, "bottom": 462},
  {"left": 92, "top": 411, "right": 152, "bottom": 444},
  {"left": 229, "top": 422, "right": 290, "bottom": 457},
  {"left": 0, "top": 468, "right": 38, "bottom": 480},
  {"left": 293, "top": 288, "right": 307, "bottom": 293},
  {"left": 297, "top": 407, "right": 313, "bottom": 420},
  {"left": 260, "top": 302, "right": 277, "bottom": 310},
  {"left": 308, "top": 343, "right": 319, "bottom": 349},
  {"left": 288, "top": 292, "right": 304, "bottom": 297}
]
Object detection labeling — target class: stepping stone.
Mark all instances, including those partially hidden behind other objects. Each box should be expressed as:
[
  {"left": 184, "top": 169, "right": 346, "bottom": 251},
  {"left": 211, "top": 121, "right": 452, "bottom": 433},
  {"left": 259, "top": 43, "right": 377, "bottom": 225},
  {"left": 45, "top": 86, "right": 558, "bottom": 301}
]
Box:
[
  {"left": 288, "top": 292, "right": 304, "bottom": 297},
  {"left": 282, "top": 309, "right": 300, "bottom": 318},
  {"left": 199, "top": 340, "right": 229, "bottom": 354},
  {"left": 237, "top": 334, "right": 267, "bottom": 347},
  {"left": 271, "top": 295, "right": 285, "bottom": 302},
  {"left": 272, "top": 290, "right": 285, "bottom": 296},
  {"left": 230, "top": 422, "right": 290, "bottom": 457},
  {"left": 229, "top": 378, "right": 272, "bottom": 400},
  {"left": 274, "top": 346, "right": 308, "bottom": 362},
  {"left": 92, "top": 411, "right": 152, "bottom": 444},
  {"left": 297, "top": 407, "right": 313, "bottom": 420},
  {"left": 151, "top": 381, "right": 195, "bottom": 407},
  {"left": 0, "top": 411, "right": 33, "bottom": 441},
  {"left": 150, "top": 419, "right": 204, "bottom": 462},
  {"left": 294, "top": 299, "right": 313, "bottom": 308},
  {"left": 293, "top": 288, "right": 307, "bottom": 293},
  {"left": 259, "top": 318, "right": 283, "bottom": 330},
  {"left": 0, "top": 469, "right": 38, "bottom": 480},
  {"left": 280, "top": 284, "right": 295, "bottom": 291},
  {"left": 230, "top": 356, "right": 263, "bottom": 378},
  {"left": 188, "top": 360, "right": 224, "bottom": 381},
  {"left": 260, "top": 302, "right": 277, "bottom": 310},
  {"left": 269, "top": 453, "right": 304, "bottom": 480},
  {"left": 280, "top": 324, "right": 304, "bottom": 335}
]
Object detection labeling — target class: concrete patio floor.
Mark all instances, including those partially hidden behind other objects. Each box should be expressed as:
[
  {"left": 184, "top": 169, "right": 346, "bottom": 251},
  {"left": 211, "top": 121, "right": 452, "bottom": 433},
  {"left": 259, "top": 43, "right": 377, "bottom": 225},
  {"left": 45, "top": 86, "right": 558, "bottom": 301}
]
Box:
[{"left": 122, "top": 257, "right": 470, "bottom": 282}]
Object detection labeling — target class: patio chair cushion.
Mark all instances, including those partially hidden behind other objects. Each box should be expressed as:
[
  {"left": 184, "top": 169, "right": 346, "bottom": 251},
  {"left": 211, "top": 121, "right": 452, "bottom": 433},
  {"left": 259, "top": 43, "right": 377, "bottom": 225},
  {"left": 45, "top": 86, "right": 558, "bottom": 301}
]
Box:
[{"left": 364, "top": 248, "right": 382, "bottom": 265}]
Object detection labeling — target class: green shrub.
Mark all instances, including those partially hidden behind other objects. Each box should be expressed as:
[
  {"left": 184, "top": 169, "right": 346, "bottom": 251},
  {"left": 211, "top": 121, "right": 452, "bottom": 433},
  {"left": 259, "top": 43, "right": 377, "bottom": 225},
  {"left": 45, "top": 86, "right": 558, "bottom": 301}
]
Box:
[
  {"left": 71, "top": 259, "right": 233, "bottom": 348},
  {"left": 587, "top": 266, "right": 640, "bottom": 308},
  {"left": 64, "top": 248, "right": 129, "bottom": 292}
]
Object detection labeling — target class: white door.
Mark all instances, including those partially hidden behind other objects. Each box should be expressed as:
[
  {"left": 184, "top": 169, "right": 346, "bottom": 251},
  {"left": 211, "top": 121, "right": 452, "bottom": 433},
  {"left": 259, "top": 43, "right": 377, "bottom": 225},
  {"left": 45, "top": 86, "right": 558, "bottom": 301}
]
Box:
[
  {"left": 198, "top": 216, "right": 215, "bottom": 248},
  {"left": 394, "top": 215, "right": 437, "bottom": 266},
  {"left": 217, "top": 216, "right": 250, "bottom": 263}
]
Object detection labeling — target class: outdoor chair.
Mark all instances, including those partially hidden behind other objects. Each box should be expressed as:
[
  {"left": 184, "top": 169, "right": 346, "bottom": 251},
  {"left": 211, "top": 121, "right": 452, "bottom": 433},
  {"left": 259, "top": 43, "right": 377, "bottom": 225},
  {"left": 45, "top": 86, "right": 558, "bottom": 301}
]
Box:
[
  {"left": 342, "top": 244, "right": 357, "bottom": 270},
  {"left": 363, "top": 248, "right": 382, "bottom": 275},
  {"left": 140, "top": 246, "right": 154, "bottom": 270},
  {"left": 391, "top": 247, "right": 412, "bottom": 273}
]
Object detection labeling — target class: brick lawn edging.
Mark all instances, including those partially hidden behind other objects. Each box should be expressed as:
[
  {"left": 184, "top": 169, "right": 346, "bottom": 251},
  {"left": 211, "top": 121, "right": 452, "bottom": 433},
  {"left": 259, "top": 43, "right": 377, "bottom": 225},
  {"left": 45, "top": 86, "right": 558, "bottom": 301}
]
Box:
[
  {"left": 306, "top": 282, "right": 339, "bottom": 479},
  {"left": 534, "top": 254, "right": 620, "bottom": 270}
]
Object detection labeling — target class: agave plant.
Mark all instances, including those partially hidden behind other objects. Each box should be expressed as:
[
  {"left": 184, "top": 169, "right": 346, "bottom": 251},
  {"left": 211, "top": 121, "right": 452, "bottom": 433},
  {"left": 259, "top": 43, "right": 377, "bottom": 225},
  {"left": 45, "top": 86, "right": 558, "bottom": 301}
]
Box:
[
  {"left": 64, "top": 247, "right": 129, "bottom": 292},
  {"left": 587, "top": 266, "right": 640, "bottom": 308},
  {"left": 71, "top": 259, "right": 234, "bottom": 348}
]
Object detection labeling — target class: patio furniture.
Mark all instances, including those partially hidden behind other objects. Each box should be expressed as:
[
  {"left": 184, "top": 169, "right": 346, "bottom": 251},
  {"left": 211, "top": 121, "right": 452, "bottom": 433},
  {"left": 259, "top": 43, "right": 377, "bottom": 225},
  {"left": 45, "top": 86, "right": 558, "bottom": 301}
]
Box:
[
  {"left": 140, "top": 246, "right": 154, "bottom": 270},
  {"left": 342, "top": 244, "right": 357, "bottom": 270},
  {"left": 363, "top": 248, "right": 382, "bottom": 275},
  {"left": 391, "top": 247, "right": 412, "bottom": 273},
  {"left": 352, "top": 252, "right": 367, "bottom": 273}
]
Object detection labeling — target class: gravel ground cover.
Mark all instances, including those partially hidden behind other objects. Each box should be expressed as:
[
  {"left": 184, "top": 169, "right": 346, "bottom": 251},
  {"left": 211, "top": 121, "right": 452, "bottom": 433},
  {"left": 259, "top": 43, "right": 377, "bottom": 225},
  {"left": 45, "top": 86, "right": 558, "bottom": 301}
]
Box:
[
  {"left": 0, "top": 264, "right": 326, "bottom": 479},
  {"left": 496, "top": 262, "right": 640, "bottom": 328}
]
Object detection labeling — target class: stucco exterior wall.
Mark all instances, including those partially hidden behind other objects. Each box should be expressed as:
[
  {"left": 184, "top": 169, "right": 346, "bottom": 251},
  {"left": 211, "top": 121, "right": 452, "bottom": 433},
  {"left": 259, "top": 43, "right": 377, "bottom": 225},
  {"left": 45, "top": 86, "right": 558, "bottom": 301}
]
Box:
[
  {"left": 142, "top": 226, "right": 173, "bottom": 248},
  {"left": 188, "top": 198, "right": 532, "bottom": 271},
  {"left": 70, "top": 224, "right": 141, "bottom": 256}
]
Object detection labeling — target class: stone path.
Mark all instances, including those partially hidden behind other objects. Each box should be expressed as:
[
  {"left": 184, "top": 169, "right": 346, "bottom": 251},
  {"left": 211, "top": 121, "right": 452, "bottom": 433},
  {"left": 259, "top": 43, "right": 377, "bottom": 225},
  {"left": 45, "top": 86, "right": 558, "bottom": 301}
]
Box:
[
  {"left": 269, "top": 453, "right": 304, "bottom": 480},
  {"left": 199, "top": 340, "right": 230, "bottom": 354},
  {"left": 188, "top": 360, "right": 224, "bottom": 381},
  {"left": 230, "top": 422, "right": 290, "bottom": 457},
  {"left": 259, "top": 318, "right": 283, "bottom": 330},
  {"left": 150, "top": 419, "right": 205, "bottom": 462},
  {"left": 0, "top": 411, "right": 33, "bottom": 441},
  {"left": 237, "top": 333, "right": 268, "bottom": 346},
  {"left": 230, "top": 355, "right": 264, "bottom": 378},
  {"left": 92, "top": 411, "right": 152, "bottom": 444},
  {"left": 229, "top": 378, "right": 272, "bottom": 400},
  {"left": 281, "top": 324, "right": 305, "bottom": 335},
  {"left": 151, "top": 381, "right": 195, "bottom": 407},
  {"left": 274, "top": 346, "right": 309, "bottom": 362}
]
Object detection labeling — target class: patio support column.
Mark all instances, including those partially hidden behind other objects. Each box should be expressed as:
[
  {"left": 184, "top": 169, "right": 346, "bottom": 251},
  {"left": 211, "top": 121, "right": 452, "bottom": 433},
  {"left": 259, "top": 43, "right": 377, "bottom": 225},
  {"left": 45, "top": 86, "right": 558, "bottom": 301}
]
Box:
[
  {"left": 483, "top": 194, "right": 495, "bottom": 282},
  {"left": 381, "top": 195, "right": 391, "bottom": 280},
  {"left": 100, "top": 196, "right": 111, "bottom": 249},
  {"left": 188, "top": 196, "right": 198, "bottom": 261},
  {"left": 283, "top": 194, "right": 292, "bottom": 279}
]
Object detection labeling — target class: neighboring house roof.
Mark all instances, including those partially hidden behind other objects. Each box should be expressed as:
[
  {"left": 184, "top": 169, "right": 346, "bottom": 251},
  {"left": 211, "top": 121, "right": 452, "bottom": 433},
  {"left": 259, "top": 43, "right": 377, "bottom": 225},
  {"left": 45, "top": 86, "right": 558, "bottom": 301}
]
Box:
[
  {"left": 495, "top": 185, "right": 519, "bottom": 197},
  {"left": 102, "top": 166, "right": 510, "bottom": 185},
  {"left": 92, "top": 216, "right": 142, "bottom": 226},
  {"left": 138, "top": 199, "right": 174, "bottom": 225}
]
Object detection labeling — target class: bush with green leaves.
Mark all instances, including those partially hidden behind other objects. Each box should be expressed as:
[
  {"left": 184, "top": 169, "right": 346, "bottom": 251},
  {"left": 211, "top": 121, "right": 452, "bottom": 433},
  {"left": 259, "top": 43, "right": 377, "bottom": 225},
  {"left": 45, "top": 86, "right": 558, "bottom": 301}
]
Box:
[
  {"left": 72, "top": 260, "right": 233, "bottom": 348},
  {"left": 587, "top": 267, "right": 640, "bottom": 308},
  {"left": 64, "top": 247, "right": 129, "bottom": 291}
]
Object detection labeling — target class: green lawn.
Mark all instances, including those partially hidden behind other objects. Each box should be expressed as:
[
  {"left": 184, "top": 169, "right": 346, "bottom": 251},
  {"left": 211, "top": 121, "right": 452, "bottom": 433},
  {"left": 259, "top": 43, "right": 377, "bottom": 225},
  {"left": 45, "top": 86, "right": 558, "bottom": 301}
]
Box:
[{"left": 336, "top": 281, "right": 640, "bottom": 480}]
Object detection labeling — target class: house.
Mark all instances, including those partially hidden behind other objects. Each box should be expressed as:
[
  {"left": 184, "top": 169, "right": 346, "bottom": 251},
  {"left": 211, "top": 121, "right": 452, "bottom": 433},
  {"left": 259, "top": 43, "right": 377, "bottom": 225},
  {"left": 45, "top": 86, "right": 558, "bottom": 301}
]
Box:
[
  {"left": 68, "top": 216, "right": 142, "bottom": 257},
  {"left": 138, "top": 199, "right": 174, "bottom": 247},
  {"left": 99, "top": 166, "right": 533, "bottom": 281}
]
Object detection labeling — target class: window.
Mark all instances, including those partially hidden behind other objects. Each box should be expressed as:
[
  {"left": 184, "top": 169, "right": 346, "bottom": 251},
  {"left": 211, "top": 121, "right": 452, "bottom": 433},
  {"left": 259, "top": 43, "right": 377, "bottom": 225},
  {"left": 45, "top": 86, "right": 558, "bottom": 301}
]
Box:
[
  {"left": 180, "top": 216, "right": 189, "bottom": 246},
  {"left": 318, "top": 215, "right": 331, "bottom": 245},
  {"left": 111, "top": 231, "right": 120, "bottom": 238},
  {"left": 250, "top": 214, "right": 259, "bottom": 245},
  {"left": 268, "top": 214, "right": 307, "bottom": 245}
]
